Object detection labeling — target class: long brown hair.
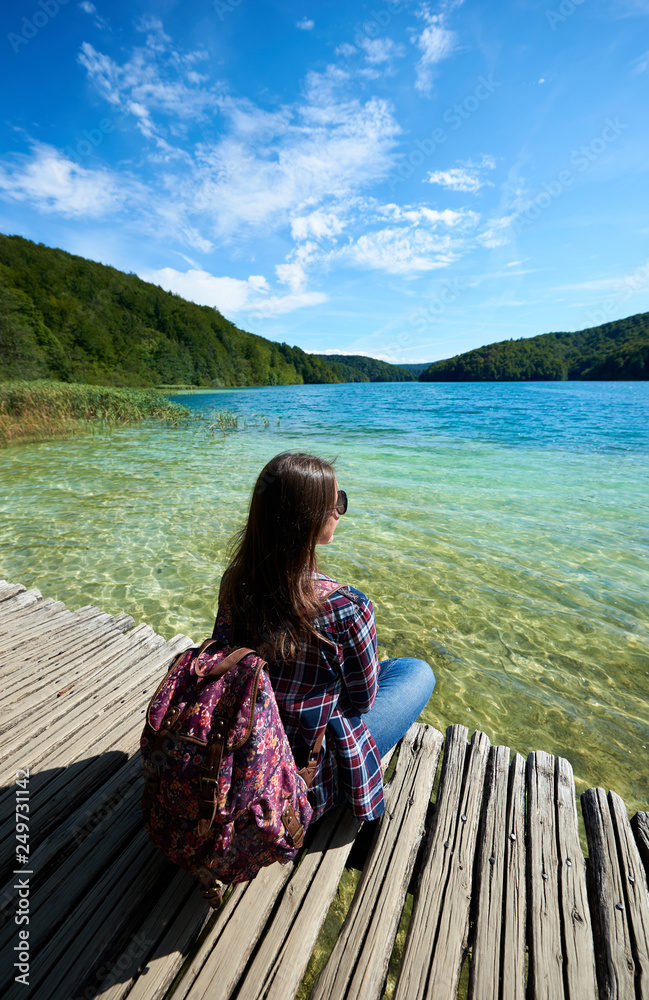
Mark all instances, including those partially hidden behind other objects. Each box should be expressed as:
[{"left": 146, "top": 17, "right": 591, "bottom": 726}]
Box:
[{"left": 219, "top": 452, "right": 337, "bottom": 661}]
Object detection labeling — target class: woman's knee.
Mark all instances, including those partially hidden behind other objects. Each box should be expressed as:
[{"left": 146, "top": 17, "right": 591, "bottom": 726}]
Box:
[{"left": 409, "top": 657, "right": 436, "bottom": 702}]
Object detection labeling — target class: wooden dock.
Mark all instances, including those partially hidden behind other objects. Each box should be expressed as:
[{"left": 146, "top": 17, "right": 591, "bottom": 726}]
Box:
[{"left": 0, "top": 580, "right": 648, "bottom": 1000}]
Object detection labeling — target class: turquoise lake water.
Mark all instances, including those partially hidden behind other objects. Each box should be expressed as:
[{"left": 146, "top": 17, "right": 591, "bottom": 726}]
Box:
[{"left": 1, "top": 381, "right": 648, "bottom": 818}]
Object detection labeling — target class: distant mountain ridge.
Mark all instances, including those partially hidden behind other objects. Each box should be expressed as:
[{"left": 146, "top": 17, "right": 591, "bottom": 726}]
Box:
[
  {"left": 420, "top": 313, "right": 649, "bottom": 381},
  {"left": 0, "top": 234, "right": 345, "bottom": 388},
  {"left": 311, "top": 354, "right": 415, "bottom": 381},
  {"left": 2, "top": 233, "right": 647, "bottom": 387}
]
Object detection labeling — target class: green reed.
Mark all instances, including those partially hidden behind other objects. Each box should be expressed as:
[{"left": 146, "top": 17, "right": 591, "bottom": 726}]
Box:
[{"left": 0, "top": 380, "right": 190, "bottom": 448}]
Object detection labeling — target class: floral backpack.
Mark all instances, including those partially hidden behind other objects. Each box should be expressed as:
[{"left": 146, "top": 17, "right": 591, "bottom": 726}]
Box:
[{"left": 140, "top": 640, "right": 325, "bottom": 908}]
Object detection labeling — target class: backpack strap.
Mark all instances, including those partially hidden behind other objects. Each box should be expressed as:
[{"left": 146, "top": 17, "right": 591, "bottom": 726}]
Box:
[
  {"left": 195, "top": 644, "right": 255, "bottom": 679},
  {"left": 196, "top": 647, "right": 260, "bottom": 836},
  {"left": 283, "top": 725, "right": 328, "bottom": 849},
  {"left": 298, "top": 727, "right": 327, "bottom": 789},
  {"left": 197, "top": 715, "right": 227, "bottom": 837}
]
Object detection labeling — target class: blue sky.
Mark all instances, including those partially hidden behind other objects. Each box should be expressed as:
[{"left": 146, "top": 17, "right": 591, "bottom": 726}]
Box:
[{"left": 1, "top": 0, "right": 648, "bottom": 363}]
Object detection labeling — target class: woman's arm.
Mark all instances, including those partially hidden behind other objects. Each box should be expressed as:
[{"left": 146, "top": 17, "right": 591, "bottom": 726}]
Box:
[{"left": 339, "top": 592, "right": 380, "bottom": 714}]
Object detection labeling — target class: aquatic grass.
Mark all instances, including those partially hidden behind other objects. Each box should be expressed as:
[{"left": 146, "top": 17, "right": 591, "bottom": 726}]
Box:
[
  {"left": 208, "top": 409, "right": 238, "bottom": 434},
  {"left": 0, "top": 380, "right": 190, "bottom": 448}
]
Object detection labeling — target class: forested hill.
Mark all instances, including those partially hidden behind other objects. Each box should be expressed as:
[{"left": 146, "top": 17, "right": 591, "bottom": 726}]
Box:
[
  {"left": 311, "top": 354, "right": 415, "bottom": 382},
  {"left": 0, "top": 234, "right": 344, "bottom": 388},
  {"left": 420, "top": 313, "right": 649, "bottom": 381}
]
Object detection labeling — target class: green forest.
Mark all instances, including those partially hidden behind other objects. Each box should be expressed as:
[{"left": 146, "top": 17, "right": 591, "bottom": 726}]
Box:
[
  {"left": 420, "top": 313, "right": 649, "bottom": 381},
  {"left": 0, "top": 234, "right": 410, "bottom": 387},
  {"left": 2, "top": 233, "right": 647, "bottom": 387},
  {"left": 311, "top": 354, "right": 415, "bottom": 382}
]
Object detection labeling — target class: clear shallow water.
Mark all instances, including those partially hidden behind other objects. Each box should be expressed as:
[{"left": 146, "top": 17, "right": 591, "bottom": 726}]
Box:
[{"left": 1, "top": 381, "right": 648, "bottom": 820}]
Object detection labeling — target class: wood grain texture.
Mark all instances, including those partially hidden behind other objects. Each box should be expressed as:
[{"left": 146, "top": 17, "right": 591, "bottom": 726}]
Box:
[
  {"left": 236, "top": 807, "right": 362, "bottom": 1000},
  {"left": 633, "top": 813, "right": 649, "bottom": 879},
  {"left": 469, "top": 743, "right": 510, "bottom": 1000},
  {"left": 608, "top": 791, "right": 649, "bottom": 999},
  {"left": 394, "top": 725, "right": 490, "bottom": 1000},
  {"left": 527, "top": 750, "right": 563, "bottom": 1000},
  {"left": 582, "top": 787, "right": 636, "bottom": 1000},
  {"left": 555, "top": 756, "right": 597, "bottom": 1000},
  {"left": 91, "top": 869, "right": 208, "bottom": 1000},
  {"left": 311, "top": 724, "right": 443, "bottom": 1000},
  {"left": 502, "top": 753, "right": 527, "bottom": 1000}
]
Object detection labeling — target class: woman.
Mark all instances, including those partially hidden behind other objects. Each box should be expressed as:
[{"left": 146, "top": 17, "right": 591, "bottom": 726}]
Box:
[{"left": 212, "top": 451, "right": 435, "bottom": 822}]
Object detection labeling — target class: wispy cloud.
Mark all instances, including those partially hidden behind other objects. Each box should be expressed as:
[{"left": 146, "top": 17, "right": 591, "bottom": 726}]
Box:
[
  {"left": 0, "top": 143, "right": 131, "bottom": 217},
  {"left": 296, "top": 17, "right": 315, "bottom": 31},
  {"left": 411, "top": 2, "right": 464, "bottom": 95},
  {"left": 426, "top": 155, "right": 495, "bottom": 193},
  {"left": 140, "top": 266, "right": 326, "bottom": 316},
  {"left": 0, "top": 18, "right": 503, "bottom": 317}
]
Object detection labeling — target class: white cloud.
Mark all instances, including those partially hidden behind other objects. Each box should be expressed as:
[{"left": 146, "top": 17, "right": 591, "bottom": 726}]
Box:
[
  {"left": 290, "top": 210, "right": 345, "bottom": 241},
  {"left": 77, "top": 36, "right": 222, "bottom": 145},
  {"left": 427, "top": 168, "right": 480, "bottom": 192},
  {"left": 414, "top": 23, "right": 456, "bottom": 94},
  {"left": 412, "top": 3, "right": 464, "bottom": 95},
  {"left": 77, "top": 38, "right": 401, "bottom": 245},
  {"left": 359, "top": 37, "right": 405, "bottom": 65},
  {"left": 140, "top": 266, "right": 326, "bottom": 317},
  {"left": 79, "top": 1, "right": 96, "bottom": 12},
  {"left": 342, "top": 226, "right": 457, "bottom": 274},
  {"left": 426, "top": 157, "right": 495, "bottom": 192},
  {"left": 0, "top": 144, "right": 129, "bottom": 218},
  {"left": 296, "top": 18, "right": 314, "bottom": 30}
]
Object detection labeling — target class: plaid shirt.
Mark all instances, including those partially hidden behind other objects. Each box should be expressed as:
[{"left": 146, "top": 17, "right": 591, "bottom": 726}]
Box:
[{"left": 212, "top": 573, "right": 384, "bottom": 821}]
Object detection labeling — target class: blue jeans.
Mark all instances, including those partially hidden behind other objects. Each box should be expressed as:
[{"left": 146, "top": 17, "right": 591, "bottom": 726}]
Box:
[{"left": 364, "top": 657, "right": 436, "bottom": 759}]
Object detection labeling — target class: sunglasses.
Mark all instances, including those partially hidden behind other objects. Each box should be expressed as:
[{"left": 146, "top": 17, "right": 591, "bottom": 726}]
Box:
[{"left": 334, "top": 489, "right": 348, "bottom": 515}]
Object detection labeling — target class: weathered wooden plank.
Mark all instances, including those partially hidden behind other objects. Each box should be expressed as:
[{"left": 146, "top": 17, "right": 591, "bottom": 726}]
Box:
[
  {"left": 171, "top": 749, "right": 399, "bottom": 1000},
  {"left": 113, "top": 612, "right": 136, "bottom": 633},
  {"left": 0, "top": 766, "right": 143, "bottom": 954},
  {"left": 0, "top": 615, "right": 146, "bottom": 701},
  {"left": 527, "top": 750, "right": 563, "bottom": 1000},
  {"left": 234, "top": 807, "right": 362, "bottom": 1000},
  {"left": 555, "top": 756, "right": 598, "bottom": 1000},
  {"left": 608, "top": 791, "right": 649, "bottom": 997},
  {"left": 103, "top": 879, "right": 213, "bottom": 1000},
  {"left": 0, "top": 601, "right": 71, "bottom": 653},
  {"left": 0, "top": 636, "right": 191, "bottom": 854},
  {"left": 0, "top": 626, "right": 179, "bottom": 771},
  {"left": 303, "top": 725, "right": 443, "bottom": 1000},
  {"left": 78, "top": 868, "right": 203, "bottom": 1000},
  {"left": 0, "top": 588, "right": 43, "bottom": 621},
  {"left": 0, "top": 620, "right": 171, "bottom": 736},
  {"left": 0, "top": 756, "right": 142, "bottom": 933},
  {"left": 0, "top": 647, "right": 161, "bottom": 772},
  {"left": 633, "top": 813, "right": 649, "bottom": 878},
  {"left": 469, "top": 743, "right": 510, "bottom": 1000},
  {"left": 0, "top": 582, "right": 25, "bottom": 603},
  {"left": 0, "top": 623, "right": 133, "bottom": 713},
  {"left": 502, "top": 752, "right": 527, "bottom": 1000},
  {"left": 582, "top": 787, "right": 636, "bottom": 1000},
  {"left": 393, "top": 726, "right": 490, "bottom": 1000},
  {"left": 0, "top": 606, "right": 115, "bottom": 673},
  {"left": 1, "top": 826, "right": 171, "bottom": 999},
  {"left": 174, "top": 861, "right": 297, "bottom": 1000}
]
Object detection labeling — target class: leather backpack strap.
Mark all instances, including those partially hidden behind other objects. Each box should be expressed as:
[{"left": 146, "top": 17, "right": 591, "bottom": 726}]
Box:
[
  {"left": 197, "top": 716, "right": 227, "bottom": 837},
  {"left": 284, "top": 726, "right": 327, "bottom": 848},
  {"left": 298, "top": 725, "right": 327, "bottom": 790},
  {"left": 195, "top": 645, "right": 255, "bottom": 679}
]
